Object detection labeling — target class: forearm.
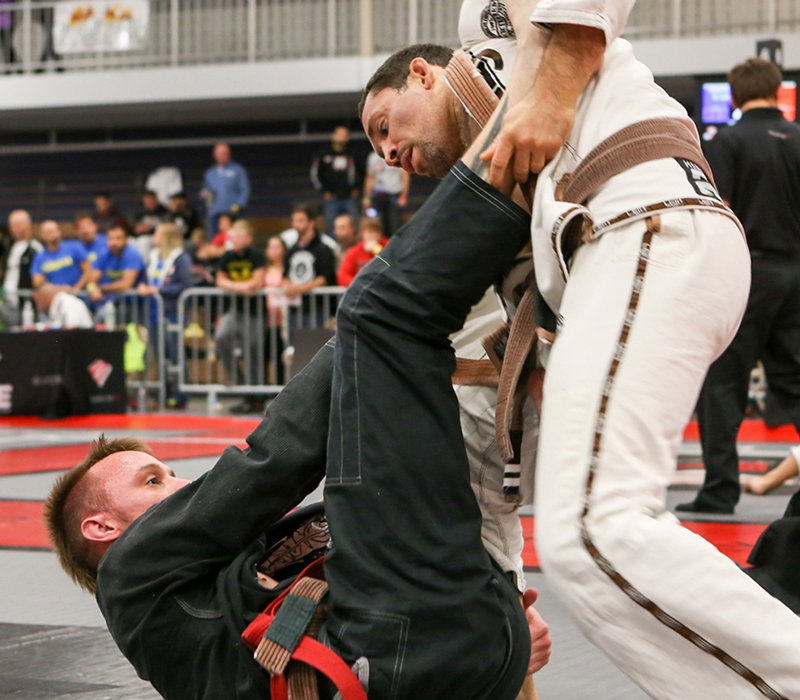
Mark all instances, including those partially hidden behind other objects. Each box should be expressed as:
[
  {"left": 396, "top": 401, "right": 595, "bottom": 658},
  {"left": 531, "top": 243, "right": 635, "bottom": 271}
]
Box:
[
  {"left": 531, "top": 0, "right": 636, "bottom": 45},
  {"left": 531, "top": 23, "right": 605, "bottom": 112},
  {"left": 296, "top": 276, "right": 327, "bottom": 295}
]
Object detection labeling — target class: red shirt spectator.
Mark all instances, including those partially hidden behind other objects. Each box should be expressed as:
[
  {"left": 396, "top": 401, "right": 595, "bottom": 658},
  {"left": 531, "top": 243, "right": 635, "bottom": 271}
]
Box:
[{"left": 337, "top": 218, "right": 389, "bottom": 287}]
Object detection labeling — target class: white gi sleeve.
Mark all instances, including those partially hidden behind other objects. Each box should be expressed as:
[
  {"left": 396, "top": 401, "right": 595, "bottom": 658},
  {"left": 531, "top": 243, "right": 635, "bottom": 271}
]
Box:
[{"left": 530, "top": 0, "right": 637, "bottom": 46}]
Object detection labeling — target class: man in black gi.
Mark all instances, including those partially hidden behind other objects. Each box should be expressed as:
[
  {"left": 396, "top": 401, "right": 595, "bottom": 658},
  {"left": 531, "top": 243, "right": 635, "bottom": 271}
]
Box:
[
  {"left": 678, "top": 58, "right": 800, "bottom": 514},
  {"left": 44, "top": 58, "right": 544, "bottom": 697}
]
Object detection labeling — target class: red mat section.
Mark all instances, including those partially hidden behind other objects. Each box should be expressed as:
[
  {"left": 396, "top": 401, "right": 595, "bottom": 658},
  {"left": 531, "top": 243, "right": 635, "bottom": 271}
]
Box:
[
  {"left": 0, "top": 500, "right": 49, "bottom": 549},
  {"left": 683, "top": 420, "right": 799, "bottom": 443},
  {"left": 0, "top": 414, "right": 261, "bottom": 432},
  {"left": 678, "top": 461, "right": 770, "bottom": 474},
  {"left": 520, "top": 517, "right": 765, "bottom": 569},
  {"left": 0, "top": 438, "right": 252, "bottom": 476}
]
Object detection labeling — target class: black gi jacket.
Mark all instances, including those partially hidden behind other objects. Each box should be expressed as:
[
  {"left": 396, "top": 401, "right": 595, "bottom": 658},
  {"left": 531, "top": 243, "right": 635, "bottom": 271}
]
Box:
[{"left": 96, "top": 342, "right": 333, "bottom": 700}]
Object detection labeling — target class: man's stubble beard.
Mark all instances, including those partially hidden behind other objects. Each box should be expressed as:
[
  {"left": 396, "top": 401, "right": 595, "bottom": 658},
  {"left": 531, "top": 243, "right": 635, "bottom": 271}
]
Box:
[{"left": 421, "top": 102, "right": 474, "bottom": 179}]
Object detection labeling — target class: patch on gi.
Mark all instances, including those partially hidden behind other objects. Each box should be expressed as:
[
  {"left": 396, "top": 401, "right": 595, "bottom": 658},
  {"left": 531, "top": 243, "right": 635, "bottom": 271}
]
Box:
[
  {"left": 675, "top": 158, "right": 722, "bottom": 201},
  {"left": 480, "top": 0, "right": 515, "bottom": 39}
]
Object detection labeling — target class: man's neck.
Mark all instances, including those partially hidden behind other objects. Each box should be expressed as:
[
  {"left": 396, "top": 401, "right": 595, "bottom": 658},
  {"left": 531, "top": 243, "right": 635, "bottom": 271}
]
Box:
[
  {"left": 740, "top": 98, "right": 779, "bottom": 112},
  {"left": 298, "top": 230, "right": 316, "bottom": 247},
  {"left": 46, "top": 242, "right": 60, "bottom": 252}
]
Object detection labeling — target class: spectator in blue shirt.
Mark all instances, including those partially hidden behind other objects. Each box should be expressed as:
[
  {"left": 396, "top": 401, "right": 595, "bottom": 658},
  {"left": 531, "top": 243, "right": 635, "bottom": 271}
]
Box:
[
  {"left": 75, "top": 212, "right": 108, "bottom": 266},
  {"left": 31, "top": 220, "right": 94, "bottom": 292},
  {"left": 88, "top": 226, "right": 145, "bottom": 305},
  {"left": 200, "top": 142, "right": 250, "bottom": 236}
]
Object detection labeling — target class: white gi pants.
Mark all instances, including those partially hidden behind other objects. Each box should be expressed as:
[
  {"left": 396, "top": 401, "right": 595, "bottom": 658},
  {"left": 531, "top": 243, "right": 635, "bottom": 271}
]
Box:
[{"left": 535, "top": 208, "right": 800, "bottom": 700}]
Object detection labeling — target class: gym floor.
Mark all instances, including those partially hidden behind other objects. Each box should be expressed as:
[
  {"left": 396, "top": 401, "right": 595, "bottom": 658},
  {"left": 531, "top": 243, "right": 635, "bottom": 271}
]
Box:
[{"left": 1, "top": 412, "right": 796, "bottom": 700}]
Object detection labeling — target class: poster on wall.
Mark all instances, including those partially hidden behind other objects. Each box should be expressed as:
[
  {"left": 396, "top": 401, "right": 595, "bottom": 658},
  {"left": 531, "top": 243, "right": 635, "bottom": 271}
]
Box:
[{"left": 53, "top": 1, "right": 149, "bottom": 53}]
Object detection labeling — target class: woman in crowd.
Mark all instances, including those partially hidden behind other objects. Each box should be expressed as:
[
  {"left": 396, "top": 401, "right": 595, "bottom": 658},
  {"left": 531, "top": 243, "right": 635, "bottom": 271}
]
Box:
[
  {"left": 138, "top": 222, "right": 193, "bottom": 409},
  {"left": 264, "top": 235, "right": 287, "bottom": 384}
]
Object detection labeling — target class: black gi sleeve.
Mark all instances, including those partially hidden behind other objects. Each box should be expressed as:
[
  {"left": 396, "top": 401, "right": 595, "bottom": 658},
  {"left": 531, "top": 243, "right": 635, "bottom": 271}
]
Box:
[{"left": 97, "top": 339, "right": 334, "bottom": 593}]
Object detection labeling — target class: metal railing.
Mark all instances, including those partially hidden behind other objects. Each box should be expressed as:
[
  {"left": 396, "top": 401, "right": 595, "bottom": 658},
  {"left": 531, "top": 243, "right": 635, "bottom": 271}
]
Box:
[
  {"left": 177, "top": 286, "right": 344, "bottom": 409},
  {"left": 12, "top": 287, "right": 166, "bottom": 411},
  {"left": 2, "top": 0, "right": 792, "bottom": 75}
]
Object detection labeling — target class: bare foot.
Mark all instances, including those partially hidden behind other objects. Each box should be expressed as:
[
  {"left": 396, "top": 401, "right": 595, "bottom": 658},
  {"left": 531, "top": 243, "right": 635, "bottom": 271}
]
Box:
[{"left": 746, "top": 475, "right": 775, "bottom": 495}]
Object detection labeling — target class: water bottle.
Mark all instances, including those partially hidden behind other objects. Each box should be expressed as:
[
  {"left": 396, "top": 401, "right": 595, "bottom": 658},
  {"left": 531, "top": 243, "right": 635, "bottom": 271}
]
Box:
[
  {"left": 21, "top": 301, "right": 35, "bottom": 330},
  {"left": 102, "top": 300, "right": 116, "bottom": 330}
]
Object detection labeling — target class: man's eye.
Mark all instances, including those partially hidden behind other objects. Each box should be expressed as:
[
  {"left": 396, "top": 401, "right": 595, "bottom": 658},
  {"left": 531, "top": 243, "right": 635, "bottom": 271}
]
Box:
[
  {"left": 147, "top": 476, "right": 159, "bottom": 485},
  {"left": 379, "top": 123, "right": 388, "bottom": 135}
]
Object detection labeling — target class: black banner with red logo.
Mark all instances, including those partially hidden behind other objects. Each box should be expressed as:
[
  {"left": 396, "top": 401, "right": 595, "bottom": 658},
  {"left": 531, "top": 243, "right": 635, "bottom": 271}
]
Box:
[{"left": 0, "top": 330, "right": 126, "bottom": 416}]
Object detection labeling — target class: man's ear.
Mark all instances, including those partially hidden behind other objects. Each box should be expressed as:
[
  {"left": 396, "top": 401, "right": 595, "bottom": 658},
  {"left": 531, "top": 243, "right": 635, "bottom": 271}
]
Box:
[
  {"left": 81, "top": 513, "right": 124, "bottom": 544},
  {"left": 408, "top": 57, "right": 435, "bottom": 89}
]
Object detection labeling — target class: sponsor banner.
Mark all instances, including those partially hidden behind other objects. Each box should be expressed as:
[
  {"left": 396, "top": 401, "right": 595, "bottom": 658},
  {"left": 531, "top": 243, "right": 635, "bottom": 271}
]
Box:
[
  {"left": 54, "top": 1, "right": 149, "bottom": 54},
  {"left": 0, "top": 330, "right": 126, "bottom": 416}
]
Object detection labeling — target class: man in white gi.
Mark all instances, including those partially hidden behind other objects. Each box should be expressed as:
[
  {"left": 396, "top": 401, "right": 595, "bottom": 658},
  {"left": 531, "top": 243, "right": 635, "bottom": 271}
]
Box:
[{"left": 359, "top": 3, "right": 800, "bottom": 699}]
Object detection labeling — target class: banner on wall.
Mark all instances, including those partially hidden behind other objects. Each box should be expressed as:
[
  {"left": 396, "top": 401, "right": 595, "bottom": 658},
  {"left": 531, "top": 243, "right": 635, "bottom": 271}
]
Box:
[{"left": 53, "top": 1, "right": 149, "bottom": 54}]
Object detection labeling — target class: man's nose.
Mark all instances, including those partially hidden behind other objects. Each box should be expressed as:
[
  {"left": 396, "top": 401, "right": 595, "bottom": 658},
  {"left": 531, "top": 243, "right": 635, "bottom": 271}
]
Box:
[
  {"left": 168, "top": 476, "right": 191, "bottom": 494},
  {"left": 384, "top": 142, "right": 399, "bottom": 167}
]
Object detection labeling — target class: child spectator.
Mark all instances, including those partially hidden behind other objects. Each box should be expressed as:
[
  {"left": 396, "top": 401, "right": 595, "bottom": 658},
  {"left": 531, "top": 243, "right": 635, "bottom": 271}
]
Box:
[{"left": 337, "top": 217, "right": 389, "bottom": 287}]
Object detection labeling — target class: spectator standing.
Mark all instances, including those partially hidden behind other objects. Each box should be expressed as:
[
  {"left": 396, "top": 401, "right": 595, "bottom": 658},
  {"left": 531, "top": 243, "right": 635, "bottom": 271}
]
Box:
[
  {"left": 31, "top": 220, "right": 93, "bottom": 292},
  {"left": 201, "top": 142, "right": 250, "bottom": 236},
  {"left": 264, "top": 236, "right": 288, "bottom": 385},
  {"left": 679, "top": 58, "right": 800, "bottom": 514},
  {"left": 74, "top": 212, "right": 108, "bottom": 266},
  {"left": 131, "top": 190, "right": 169, "bottom": 260},
  {"left": 139, "top": 223, "right": 193, "bottom": 409},
  {"left": 310, "top": 125, "right": 363, "bottom": 236},
  {"left": 332, "top": 213, "right": 357, "bottom": 269},
  {"left": 215, "top": 220, "right": 266, "bottom": 414},
  {"left": 337, "top": 217, "right": 389, "bottom": 287},
  {"left": 167, "top": 191, "right": 202, "bottom": 241},
  {"left": 32, "top": 283, "right": 93, "bottom": 329},
  {"left": 283, "top": 203, "right": 336, "bottom": 328},
  {"left": 363, "top": 151, "right": 410, "bottom": 237},
  {"left": 88, "top": 226, "right": 146, "bottom": 307},
  {"left": 2, "top": 209, "right": 43, "bottom": 304},
  {"left": 93, "top": 193, "right": 128, "bottom": 234}
]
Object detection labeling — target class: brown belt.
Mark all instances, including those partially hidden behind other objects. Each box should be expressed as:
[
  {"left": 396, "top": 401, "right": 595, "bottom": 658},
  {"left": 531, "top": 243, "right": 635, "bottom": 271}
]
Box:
[{"left": 444, "top": 51, "right": 736, "bottom": 482}]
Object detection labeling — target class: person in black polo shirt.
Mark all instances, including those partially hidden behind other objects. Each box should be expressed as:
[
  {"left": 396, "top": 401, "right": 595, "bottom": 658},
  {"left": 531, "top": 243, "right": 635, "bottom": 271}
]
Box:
[
  {"left": 678, "top": 58, "right": 800, "bottom": 514},
  {"left": 283, "top": 202, "right": 337, "bottom": 333},
  {"left": 215, "top": 220, "right": 267, "bottom": 414}
]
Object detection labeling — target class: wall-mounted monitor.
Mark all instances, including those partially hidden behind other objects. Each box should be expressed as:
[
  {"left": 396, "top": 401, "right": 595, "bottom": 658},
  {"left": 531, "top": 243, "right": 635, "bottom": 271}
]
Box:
[{"left": 701, "top": 80, "right": 797, "bottom": 124}]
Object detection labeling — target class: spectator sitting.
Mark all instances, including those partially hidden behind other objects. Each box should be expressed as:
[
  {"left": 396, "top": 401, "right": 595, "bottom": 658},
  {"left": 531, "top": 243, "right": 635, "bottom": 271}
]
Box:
[
  {"left": 131, "top": 190, "right": 169, "bottom": 260},
  {"left": 197, "top": 213, "right": 234, "bottom": 263},
  {"left": 283, "top": 202, "right": 337, "bottom": 328},
  {"left": 168, "top": 191, "right": 202, "bottom": 241},
  {"left": 332, "top": 213, "right": 357, "bottom": 269},
  {"left": 746, "top": 446, "right": 800, "bottom": 495},
  {"left": 74, "top": 212, "right": 108, "bottom": 266},
  {"left": 279, "top": 215, "right": 336, "bottom": 252},
  {"left": 200, "top": 142, "right": 250, "bottom": 236},
  {"left": 2, "top": 209, "right": 43, "bottom": 312},
  {"left": 264, "top": 235, "right": 288, "bottom": 385},
  {"left": 88, "top": 225, "right": 145, "bottom": 307},
  {"left": 31, "top": 220, "right": 94, "bottom": 293},
  {"left": 32, "top": 283, "right": 93, "bottom": 329},
  {"left": 93, "top": 192, "right": 128, "bottom": 234},
  {"left": 139, "top": 223, "right": 193, "bottom": 409},
  {"left": 215, "top": 220, "right": 267, "bottom": 414},
  {"left": 337, "top": 217, "right": 389, "bottom": 287}
]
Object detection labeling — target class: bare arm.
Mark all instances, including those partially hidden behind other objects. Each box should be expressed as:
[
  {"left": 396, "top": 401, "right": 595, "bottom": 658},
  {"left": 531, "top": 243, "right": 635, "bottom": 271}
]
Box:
[
  {"left": 71, "top": 259, "right": 95, "bottom": 293},
  {"left": 100, "top": 269, "right": 139, "bottom": 293},
  {"left": 483, "top": 22, "right": 606, "bottom": 186}
]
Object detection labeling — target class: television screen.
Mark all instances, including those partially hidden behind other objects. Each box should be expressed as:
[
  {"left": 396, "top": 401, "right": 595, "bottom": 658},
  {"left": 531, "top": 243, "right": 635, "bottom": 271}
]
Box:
[{"left": 702, "top": 79, "right": 798, "bottom": 124}]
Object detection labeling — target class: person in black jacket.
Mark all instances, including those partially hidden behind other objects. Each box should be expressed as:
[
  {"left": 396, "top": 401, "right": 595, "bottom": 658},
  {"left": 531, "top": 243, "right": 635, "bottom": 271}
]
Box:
[
  {"left": 678, "top": 58, "right": 800, "bottom": 515},
  {"left": 310, "top": 126, "right": 364, "bottom": 237},
  {"left": 0, "top": 209, "right": 43, "bottom": 326}
]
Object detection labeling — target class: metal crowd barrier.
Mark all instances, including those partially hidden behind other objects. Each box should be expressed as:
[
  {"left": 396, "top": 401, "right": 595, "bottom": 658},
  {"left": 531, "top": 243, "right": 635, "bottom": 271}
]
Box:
[
  {"left": 177, "top": 286, "right": 345, "bottom": 410},
  {"left": 12, "top": 288, "right": 166, "bottom": 412}
]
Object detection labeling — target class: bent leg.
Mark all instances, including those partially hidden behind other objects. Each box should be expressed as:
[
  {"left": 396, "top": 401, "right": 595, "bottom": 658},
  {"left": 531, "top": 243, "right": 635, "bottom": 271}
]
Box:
[
  {"left": 536, "top": 210, "right": 800, "bottom": 700},
  {"left": 324, "top": 162, "right": 531, "bottom": 700}
]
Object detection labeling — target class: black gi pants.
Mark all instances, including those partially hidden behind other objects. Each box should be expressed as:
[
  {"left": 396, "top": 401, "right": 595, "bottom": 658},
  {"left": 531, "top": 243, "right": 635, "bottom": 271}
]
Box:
[
  {"left": 697, "top": 253, "right": 800, "bottom": 510},
  {"left": 322, "top": 162, "right": 531, "bottom": 700}
]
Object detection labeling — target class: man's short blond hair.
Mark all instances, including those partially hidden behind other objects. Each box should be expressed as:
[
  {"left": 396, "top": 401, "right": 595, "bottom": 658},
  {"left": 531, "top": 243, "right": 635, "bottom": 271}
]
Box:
[{"left": 44, "top": 435, "right": 152, "bottom": 594}]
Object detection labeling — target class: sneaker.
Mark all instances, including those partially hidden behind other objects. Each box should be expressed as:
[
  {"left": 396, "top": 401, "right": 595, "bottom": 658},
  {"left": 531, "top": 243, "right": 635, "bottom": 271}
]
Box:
[{"left": 230, "top": 398, "right": 264, "bottom": 415}]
